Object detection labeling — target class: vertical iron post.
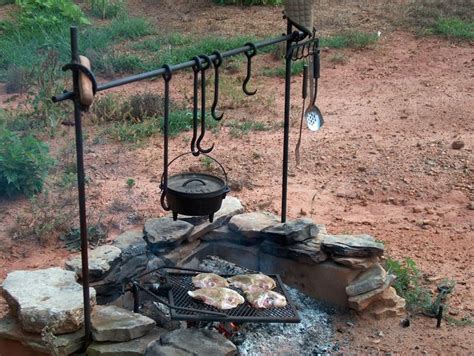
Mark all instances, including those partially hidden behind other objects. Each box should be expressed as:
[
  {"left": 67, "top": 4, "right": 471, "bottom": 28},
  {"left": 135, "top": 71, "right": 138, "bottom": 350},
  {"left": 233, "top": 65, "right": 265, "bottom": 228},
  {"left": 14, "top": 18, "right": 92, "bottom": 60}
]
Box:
[
  {"left": 70, "top": 26, "right": 92, "bottom": 348},
  {"left": 281, "top": 19, "right": 293, "bottom": 223}
]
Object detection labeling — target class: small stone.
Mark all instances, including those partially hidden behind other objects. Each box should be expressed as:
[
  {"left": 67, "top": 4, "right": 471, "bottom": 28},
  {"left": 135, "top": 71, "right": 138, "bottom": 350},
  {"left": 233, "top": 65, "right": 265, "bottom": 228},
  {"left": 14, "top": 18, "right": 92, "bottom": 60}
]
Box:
[
  {"left": 112, "top": 230, "right": 145, "bottom": 251},
  {"left": 261, "top": 218, "right": 319, "bottom": 245},
  {"left": 451, "top": 140, "right": 464, "bottom": 150},
  {"left": 400, "top": 318, "right": 410, "bottom": 327},
  {"left": 144, "top": 217, "right": 194, "bottom": 250},
  {"left": 157, "top": 328, "right": 237, "bottom": 355},
  {"left": 346, "top": 321, "right": 354, "bottom": 327},
  {"left": 348, "top": 276, "right": 396, "bottom": 311},
  {"left": 1, "top": 267, "right": 96, "bottom": 334},
  {"left": 321, "top": 234, "right": 384, "bottom": 257},
  {"left": 332, "top": 256, "right": 379, "bottom": 270},
  {"left": 87, "top": 327, "right": 165, "bottom": 356},
  {"left": 65, "top": 245, "right": 122, "bottom": 281},
  {"left": 91, "top": 305, "right": 156, "bottom": 342},
  {"left": 346, "top": 264, "right": 388, "bottom": 296},
  {"left": 228, "top": 212, "right": 279, "bottom": 238},
  {"left": 468, "top": 202, "right": 474, "bottom": 211}
]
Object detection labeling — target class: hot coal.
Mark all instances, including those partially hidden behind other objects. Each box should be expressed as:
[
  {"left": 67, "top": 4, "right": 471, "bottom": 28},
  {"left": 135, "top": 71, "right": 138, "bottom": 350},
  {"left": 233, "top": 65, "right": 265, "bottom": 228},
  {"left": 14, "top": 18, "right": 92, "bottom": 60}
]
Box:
[{"left": 198, "top": 256, "right": 338, "bottom": 355}]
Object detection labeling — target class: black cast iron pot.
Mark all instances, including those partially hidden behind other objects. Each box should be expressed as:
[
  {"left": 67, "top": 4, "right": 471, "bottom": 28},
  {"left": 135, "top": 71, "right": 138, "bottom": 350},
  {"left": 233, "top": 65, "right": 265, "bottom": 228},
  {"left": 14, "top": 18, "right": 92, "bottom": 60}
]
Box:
[{"left": 160, "top": 154, "right": 230, "bottom": 223}]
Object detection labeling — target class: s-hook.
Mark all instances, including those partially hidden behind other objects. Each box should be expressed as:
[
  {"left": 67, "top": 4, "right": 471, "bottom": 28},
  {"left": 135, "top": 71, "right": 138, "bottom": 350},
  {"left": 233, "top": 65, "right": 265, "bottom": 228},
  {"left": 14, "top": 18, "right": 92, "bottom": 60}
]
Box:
[
  {"left": 211, "top": 50, "right": 224, "bottom": 121},
  {"left": 160, "top": 64, "right": 172, "bottom": 211},
  {"left": 190, "top": 56, "right": 201, "bottom": 156},
  {"left": 242, "top": 42, "right": 257, "bottom": 96},
  {"left": 196, "top": 54, "right": 214, "bottom": 154}
]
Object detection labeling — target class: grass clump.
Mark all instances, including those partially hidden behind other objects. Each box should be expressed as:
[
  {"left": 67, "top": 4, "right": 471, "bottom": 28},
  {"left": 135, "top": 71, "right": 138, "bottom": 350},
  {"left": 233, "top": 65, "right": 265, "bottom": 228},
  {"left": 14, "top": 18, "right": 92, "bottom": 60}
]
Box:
[
  {"left": 262, "top": 60, "right": 305, "bottom": 78},
  {"left": 385, "top": 257, "right": 432, "bottom": 313},
  {"left": 0, "top": 129, "right": 53, "bottom": 198},
  {"left": 431, "top": 17, "right": 473, "bottom": 40},
  {"left": 225, "top": 120, "right": 269, "bottom": 138}
]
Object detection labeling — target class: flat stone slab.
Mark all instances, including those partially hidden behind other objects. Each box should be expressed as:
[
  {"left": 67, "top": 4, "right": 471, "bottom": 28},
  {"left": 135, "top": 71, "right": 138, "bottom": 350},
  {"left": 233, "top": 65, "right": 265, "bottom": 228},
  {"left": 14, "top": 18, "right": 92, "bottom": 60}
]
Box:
[
  {"left": 1, "top": 267, "right": 96, "bottom": 334},
  {"left": 346, "top": 263, "right": 387, "bottom": 297},
  {"left": 65, "top": 245, "right": 122, "bottom": 281},
  {"left": 348, "top": 274, "right": 395, "bottom": 311},
  {"left": 202, "top": 225, "right": 263, "bottom": 246},
  {"left": 332, "top": 256, "right": 379, "bottom": 270},
  {"left": 261, "top": 218, "right": 319, "bottom": 245},
  {"left": 228, "top": 212, "right": 279, "bottom": 238},
  {"left": 92, "top": 305, "right": 156, "bottom": 342},
  {"left": 87, "top": 327, "right": 165, "bottom": 356},
  {"left": 156, "top": 328, "right": 237, "bottom": 356},
  {"left": 321, "top": 234, "right": 384, "bottom": 257},
  {"left": 186, "top": 196, "right": 244, "bottom": 241},
  {"left": 145, "top": 342, "right": 190, "bottom": 356},
  {"left": 0, "top": 314, "right": 84, "bottom": 354},
  {"left": 144, "top": 217, "right": 194, "bottom": 251},
  {"left": 260, "top": 236, "right": 328, "bottom": 264},
  {"left": 112, "top": 230, "right": 145, "bottom": 251}
]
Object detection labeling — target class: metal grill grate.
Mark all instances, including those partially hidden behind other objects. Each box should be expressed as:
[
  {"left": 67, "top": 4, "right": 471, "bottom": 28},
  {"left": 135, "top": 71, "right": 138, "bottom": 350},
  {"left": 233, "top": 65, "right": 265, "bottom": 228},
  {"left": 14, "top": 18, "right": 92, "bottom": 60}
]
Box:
[{"left": 167, "top": 273, "right": 301, "bottom": 323}]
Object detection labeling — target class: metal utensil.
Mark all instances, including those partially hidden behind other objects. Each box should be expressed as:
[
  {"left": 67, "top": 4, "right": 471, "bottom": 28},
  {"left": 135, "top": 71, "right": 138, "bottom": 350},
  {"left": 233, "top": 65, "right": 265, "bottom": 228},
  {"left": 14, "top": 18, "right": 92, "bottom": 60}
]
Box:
[
  {"left": 305, "top": 50, "right": 323, "bottom": 131},
  {"left": 295, "top": 63, "right": 308, "bottom": 165}
]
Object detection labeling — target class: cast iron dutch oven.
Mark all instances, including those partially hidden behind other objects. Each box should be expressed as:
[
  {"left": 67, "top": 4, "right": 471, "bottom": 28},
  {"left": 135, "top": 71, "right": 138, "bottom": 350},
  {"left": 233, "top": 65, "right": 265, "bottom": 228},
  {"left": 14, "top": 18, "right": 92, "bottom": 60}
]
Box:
[{"left": 160, "top": 153, "right": 230, "bottom": 223}]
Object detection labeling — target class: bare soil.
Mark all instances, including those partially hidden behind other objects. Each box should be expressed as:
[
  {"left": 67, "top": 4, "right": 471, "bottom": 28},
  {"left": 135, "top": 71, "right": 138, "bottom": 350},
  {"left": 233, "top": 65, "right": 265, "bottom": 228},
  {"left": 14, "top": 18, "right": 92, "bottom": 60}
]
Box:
[{"left": 1, "top": 1, "right": 473, "bottom": 354}]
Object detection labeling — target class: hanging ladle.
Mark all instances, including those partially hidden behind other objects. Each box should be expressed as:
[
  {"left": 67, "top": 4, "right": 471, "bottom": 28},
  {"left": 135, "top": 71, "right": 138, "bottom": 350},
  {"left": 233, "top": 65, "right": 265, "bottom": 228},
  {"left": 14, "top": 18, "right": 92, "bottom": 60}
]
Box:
[
  {"left": 190, "top": 56, "right": 201, "bottom": 156},
  {"left": 196, "top": 54, "right": 214, "bottom": 154},
  {"left": 211, "top": 50, "right": 224, "bottom": 121},
  {"left": 242, "top": 42, "right": 257, "bottom": 96},
  {"left": 305, "top": 48, "right": 324, "bottom": 131}
]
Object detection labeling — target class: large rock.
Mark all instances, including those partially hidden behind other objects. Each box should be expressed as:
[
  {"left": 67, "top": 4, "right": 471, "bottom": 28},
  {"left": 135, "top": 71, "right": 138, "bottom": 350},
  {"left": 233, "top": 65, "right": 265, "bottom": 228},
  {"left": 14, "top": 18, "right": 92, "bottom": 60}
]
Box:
[
  {"left": 144, "top": 218, "right": 194, "bottom": 251},
  {"left": 261, "top": 218, "right": 319, "bottom": 245},
  {"left": 145, "top": 342, "right": 190, "bottom": 356},
  {"left": 345, "top": 264, "right": 387, "bottom": 297},
  {"left": 65, "top": 245, "right": 122, "bottom": 281},
  {"left": 1, "top": 267, "right": 96, "bottom": 334},
  {"left": 0, "top": 314, "right": 84, "bottom": 354},
  {"left": 113, "top": 230, "right": 145, "bottom": 251},
  {"left": 332, "top": 256, "right": 379, "bottom": 270},
  {"left": 87, "top": 327, "right": 165, "bottom": 356},
  {"left": 202, "top": 225, "right": 262, "bottom": 246},
  {"left": 321, "top": 234, "right": 384, "bottom": 257},
  {"left": 348, "top": 274, "right": 395, "bottom": 311},
  {"left": 155, "top": 328, "right": 237, "bottom": 356},
  {"left": 365, "top": 288, "right": 406, "bottom": 319},
  {"left": 228, "top": 212, "right": 279, "bottom": 238},
  {"left": 91, "top": 305, "right": 156, "bottom": 342},
  {"left": 186, "top": 196, "right": 244, "bottom": 241},
  {"left": 260, "top": 236, "right": 328, "bottom": 264}
]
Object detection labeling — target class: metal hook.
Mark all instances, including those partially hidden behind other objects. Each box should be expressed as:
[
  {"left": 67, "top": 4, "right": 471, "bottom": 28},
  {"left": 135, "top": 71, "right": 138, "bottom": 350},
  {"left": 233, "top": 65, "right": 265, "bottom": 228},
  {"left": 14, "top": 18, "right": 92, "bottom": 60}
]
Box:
[
  {"left": 196, "top": 54, "right": 214, "bottom": 154},
  {"left": 190, "top": 56, "right": 201, "bottom": 156},
  {"left": 211, "top": 50, "right": 224, "bottom": 121},
  {"left": 160, "top": 64, "right": 173, "bottom": 211},
  {"left": 243, "top": 42, "right": 257, "bottom": 96}
]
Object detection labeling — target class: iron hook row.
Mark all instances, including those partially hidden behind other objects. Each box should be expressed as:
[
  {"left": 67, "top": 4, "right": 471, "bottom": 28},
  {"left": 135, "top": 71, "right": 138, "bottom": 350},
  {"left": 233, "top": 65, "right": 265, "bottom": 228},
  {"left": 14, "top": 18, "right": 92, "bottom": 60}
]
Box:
[
  {"left": 211, "top": 50, "right": 224, "bottom": 121},
  {"left": 190, "top": 56, "right": 202, "bottom": 156},
  {"left": 242, "top": 42, "right": 257, "bottom": 96},
  {"left": 160, "top": 64, "right": 173, "bottom": 211},
  {"left": 196, "top": 54, "right": 214, "bottom": 154}
]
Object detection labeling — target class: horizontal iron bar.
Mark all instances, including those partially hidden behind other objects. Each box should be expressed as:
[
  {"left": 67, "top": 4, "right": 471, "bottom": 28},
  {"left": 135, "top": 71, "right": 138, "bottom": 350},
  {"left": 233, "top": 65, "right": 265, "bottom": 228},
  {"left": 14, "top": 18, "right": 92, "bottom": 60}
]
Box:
[{"left": 52, "top": 32, "right": 300, "bottom": 103}]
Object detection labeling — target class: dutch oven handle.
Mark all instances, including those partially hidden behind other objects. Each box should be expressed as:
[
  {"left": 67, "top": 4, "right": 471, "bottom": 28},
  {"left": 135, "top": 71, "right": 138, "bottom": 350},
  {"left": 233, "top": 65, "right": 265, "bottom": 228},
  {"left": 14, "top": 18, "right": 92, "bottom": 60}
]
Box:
[
  {"left": 160, "top": 151, "right": 229, "bottom": 191},
  {"left": 182, "top": 178, "right": 207, "bottom": 187}
]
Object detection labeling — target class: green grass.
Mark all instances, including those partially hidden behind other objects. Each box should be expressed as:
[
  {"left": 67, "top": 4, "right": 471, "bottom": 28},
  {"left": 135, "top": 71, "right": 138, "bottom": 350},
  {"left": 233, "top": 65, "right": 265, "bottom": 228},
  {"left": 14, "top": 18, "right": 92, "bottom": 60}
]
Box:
[
  {"left": 225, "top": 120, "right": 269, "bottom": 137},
  {"left": 431, "top": 17, "right": 473, "bottom": 40},
  {"left": 262, "top": 60, "right": 305, "bottom": 77}
]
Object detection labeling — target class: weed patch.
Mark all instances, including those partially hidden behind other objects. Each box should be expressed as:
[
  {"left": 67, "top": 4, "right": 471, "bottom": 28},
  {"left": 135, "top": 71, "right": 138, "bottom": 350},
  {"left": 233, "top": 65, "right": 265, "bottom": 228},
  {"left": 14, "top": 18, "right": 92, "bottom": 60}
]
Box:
[{"left": 225, "top": 120, "right": 269, "bottom": 138}]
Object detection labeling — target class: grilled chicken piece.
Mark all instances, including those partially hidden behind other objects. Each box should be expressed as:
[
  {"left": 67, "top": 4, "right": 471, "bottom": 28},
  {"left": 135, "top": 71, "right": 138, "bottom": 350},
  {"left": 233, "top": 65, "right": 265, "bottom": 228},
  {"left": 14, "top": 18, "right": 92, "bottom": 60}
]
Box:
[
  {"left": 188, "top": 288, "right": 245, "bottom": 310},
  {"left": 227, "top": 274, "right": 276, "bottom": 293},
  {"left": 245, "top": 290, "right": 287, "bottom": 309},
  {"left": 192, "top": 273, "right": 229, "bottom": 288}
]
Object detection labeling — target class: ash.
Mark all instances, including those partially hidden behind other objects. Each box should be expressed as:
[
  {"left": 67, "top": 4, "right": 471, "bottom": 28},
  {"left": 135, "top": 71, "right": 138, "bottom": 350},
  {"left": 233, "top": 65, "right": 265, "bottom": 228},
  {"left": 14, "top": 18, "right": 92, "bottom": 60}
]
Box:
[{"left": 199, "top": 256, "right": 337, "bottom": 355}]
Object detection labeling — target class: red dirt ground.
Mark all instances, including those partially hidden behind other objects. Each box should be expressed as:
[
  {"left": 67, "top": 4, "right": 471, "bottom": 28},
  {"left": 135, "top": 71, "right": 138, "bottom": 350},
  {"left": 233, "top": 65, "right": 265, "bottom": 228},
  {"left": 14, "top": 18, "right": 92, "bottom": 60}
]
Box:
[{"left": 0, "top": 1, "right": 473, "bottom": 354}]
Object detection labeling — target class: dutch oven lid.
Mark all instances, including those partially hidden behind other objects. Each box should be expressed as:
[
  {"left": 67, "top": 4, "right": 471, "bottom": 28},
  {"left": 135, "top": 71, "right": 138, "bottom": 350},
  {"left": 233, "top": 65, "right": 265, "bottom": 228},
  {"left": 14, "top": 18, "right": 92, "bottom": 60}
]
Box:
[{"left": 167, "top": 173, "right": 226, "bottom": 195}]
